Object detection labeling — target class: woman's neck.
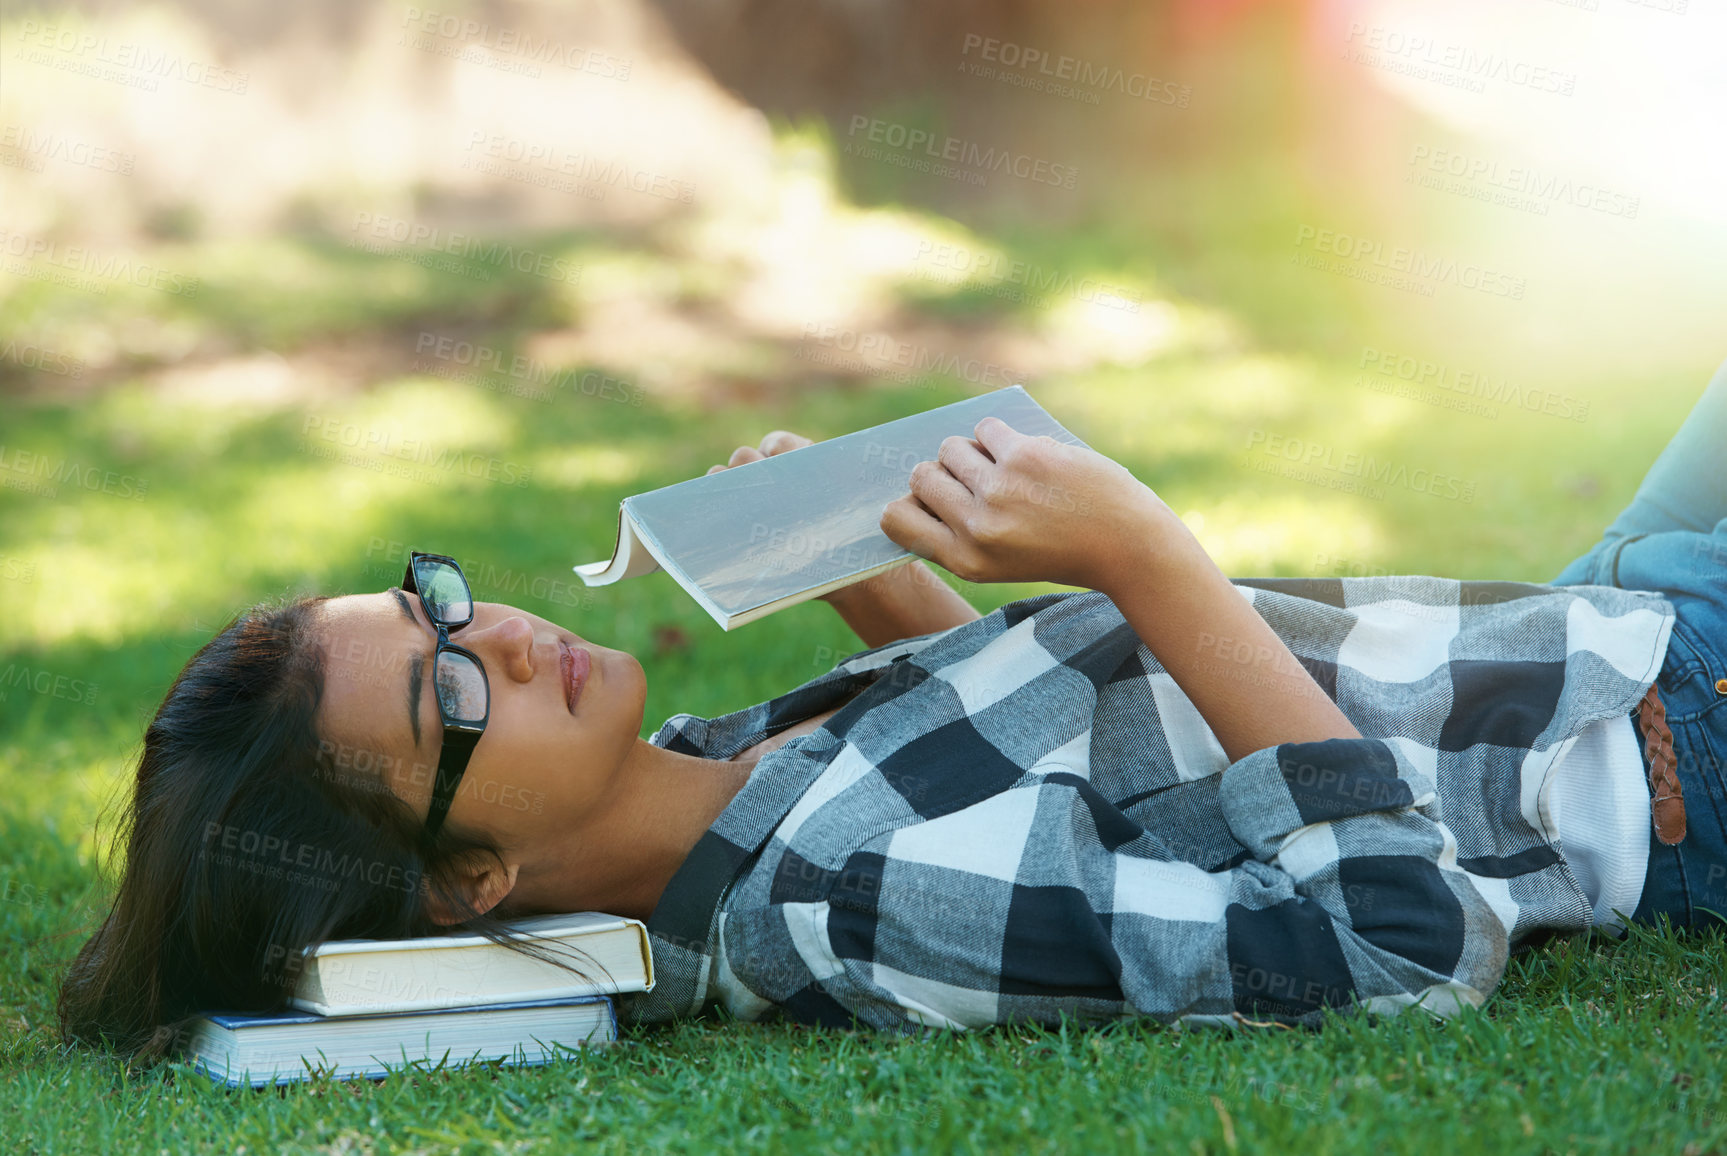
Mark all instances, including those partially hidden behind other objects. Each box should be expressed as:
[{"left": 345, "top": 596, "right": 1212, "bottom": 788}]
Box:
[{"left": 514, "top": 739, "right": 755, "bottom": 922}]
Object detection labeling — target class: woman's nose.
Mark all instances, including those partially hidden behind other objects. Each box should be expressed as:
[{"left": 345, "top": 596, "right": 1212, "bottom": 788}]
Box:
[{"left": 464, "top": 615, "right": 536, "bottom": 682}]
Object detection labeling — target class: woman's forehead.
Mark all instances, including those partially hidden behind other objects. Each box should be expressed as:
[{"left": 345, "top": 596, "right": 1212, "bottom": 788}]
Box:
[{"left": 314, "top": 595, "right": 432, "bottom": 769}]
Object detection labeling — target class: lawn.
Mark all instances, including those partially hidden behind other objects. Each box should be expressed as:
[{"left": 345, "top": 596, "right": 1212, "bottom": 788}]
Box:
[{"left": 2, "top": 137, "right": 1724, "bottom": 1155}]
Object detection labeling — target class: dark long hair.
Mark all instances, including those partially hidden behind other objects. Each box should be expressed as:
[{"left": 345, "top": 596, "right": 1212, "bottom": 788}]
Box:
[{"left": 57, "top": 596, "right": 548, "bottom": 1060}]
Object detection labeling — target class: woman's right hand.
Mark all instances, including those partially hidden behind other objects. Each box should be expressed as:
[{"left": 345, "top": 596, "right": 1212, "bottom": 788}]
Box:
[{"left": 879, "top": 417, "right": 1173, "bottom": 592}]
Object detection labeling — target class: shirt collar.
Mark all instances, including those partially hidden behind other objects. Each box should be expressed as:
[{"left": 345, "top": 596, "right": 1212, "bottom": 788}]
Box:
[{"left": 634, "top": 640, "right": 929, "bottom": 1017}]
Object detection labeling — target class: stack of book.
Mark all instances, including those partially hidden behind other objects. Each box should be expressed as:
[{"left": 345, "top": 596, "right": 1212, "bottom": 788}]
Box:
[{"left": 177, "top": 912, "right": 653, "bottom": 1087}]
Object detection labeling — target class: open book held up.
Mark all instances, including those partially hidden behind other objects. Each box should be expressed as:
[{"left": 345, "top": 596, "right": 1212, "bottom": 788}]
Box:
[{"left": 574, "top": 386, "right": 1089, "bottom": 629}]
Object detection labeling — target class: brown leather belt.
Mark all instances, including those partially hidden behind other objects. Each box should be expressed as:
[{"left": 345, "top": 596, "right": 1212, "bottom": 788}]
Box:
[{"left": 1639, "top": 683, "right": 1686, "bottom": 846}]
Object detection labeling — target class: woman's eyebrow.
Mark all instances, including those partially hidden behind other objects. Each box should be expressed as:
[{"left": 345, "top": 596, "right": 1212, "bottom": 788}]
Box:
[{"left": 389, "top": 587, "right": 425, "bottom": 748}]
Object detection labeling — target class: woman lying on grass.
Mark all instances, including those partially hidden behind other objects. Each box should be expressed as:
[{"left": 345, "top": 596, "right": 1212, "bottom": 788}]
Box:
[{"left": 60, "top": 362, "right": 1726, "bottom": 1057}]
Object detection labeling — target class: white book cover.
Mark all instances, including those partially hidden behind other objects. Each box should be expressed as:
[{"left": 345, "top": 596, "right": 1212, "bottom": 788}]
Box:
[
  {"left": 574, "top": 385, "right": 1088, "bottom": 629},
  {"left": 289, "top": 911, "right": 653, "bottom": 1017}
]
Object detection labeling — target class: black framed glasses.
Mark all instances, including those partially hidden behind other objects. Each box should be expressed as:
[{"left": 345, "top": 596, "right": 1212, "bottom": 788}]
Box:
[{"left": 401, "top": 551, "right": 489, "bottom": 838}]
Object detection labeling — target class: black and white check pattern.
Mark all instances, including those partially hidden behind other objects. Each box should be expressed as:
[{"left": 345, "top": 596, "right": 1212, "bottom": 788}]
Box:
[{"left": 620, "top": 577, "right": 1674, "bottom": 1032}]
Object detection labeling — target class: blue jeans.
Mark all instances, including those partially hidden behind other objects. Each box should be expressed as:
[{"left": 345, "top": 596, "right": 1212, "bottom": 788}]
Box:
[{"left": 1553, "top": 357, "right": 1727, "bottom": 931}]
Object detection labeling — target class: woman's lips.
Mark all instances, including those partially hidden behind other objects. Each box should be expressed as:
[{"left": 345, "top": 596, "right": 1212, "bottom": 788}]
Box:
[{"left": 561, "top": 642, "right": 590, "bottom": 713}]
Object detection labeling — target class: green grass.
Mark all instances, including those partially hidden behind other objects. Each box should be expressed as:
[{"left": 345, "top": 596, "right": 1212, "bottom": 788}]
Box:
[
  {"left": 3, "top": 140, "right": 1725, "bottom": 1155},
  {"left": 2, "top": 888, "right": 1723, "bottom": 1155}
]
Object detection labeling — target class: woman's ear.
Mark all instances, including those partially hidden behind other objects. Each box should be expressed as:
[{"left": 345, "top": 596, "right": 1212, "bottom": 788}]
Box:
[{"left": 423, "top": 850, "right": 519, "bottom": 926}]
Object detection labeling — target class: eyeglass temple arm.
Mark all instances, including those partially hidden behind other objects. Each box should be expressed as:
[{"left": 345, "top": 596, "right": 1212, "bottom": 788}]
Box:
[{"left": 423, "top": 727, "right": 482, "bottom": 838}]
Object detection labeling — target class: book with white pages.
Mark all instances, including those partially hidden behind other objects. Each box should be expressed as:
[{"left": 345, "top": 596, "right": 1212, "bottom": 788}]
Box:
[
  {"left": 573, "top": 385, "right": 1090, "bottom": 629},
  {"left": 289, "top": 911, "right": 653, "bottom": 1017},
  {"left": 180, "top": 995, "right": 616, "bottom": 1088}
]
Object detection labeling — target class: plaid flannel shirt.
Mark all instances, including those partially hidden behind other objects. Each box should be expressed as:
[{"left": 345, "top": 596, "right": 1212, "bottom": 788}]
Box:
[{"left": 620, "top": 577, "right": 1674, "bottom": 1031}]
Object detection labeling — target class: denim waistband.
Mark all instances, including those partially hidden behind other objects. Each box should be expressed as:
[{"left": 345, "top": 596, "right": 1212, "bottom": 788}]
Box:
[{"left": 1629, "top": 700, "right": 1727, "bottom": 931}]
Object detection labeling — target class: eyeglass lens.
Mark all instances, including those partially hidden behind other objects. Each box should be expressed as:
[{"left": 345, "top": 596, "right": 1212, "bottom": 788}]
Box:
[
  {"left": 412, "top": 556, "right": 474, "bottom": 624},
  {"left": 412, "top": 556, "right": 485, "bottom": 723},
  {"left": 434, "top": 650, "right": 487, "bottom": 723}
]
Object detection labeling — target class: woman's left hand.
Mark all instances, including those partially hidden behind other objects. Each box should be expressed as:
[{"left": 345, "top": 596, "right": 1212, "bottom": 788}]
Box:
[
  {"left": 705, "top": 430, "right": 813, "bottom": 473},
  {"left": 879, "top": 417, "right": 1170, "bottom": 591}
]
